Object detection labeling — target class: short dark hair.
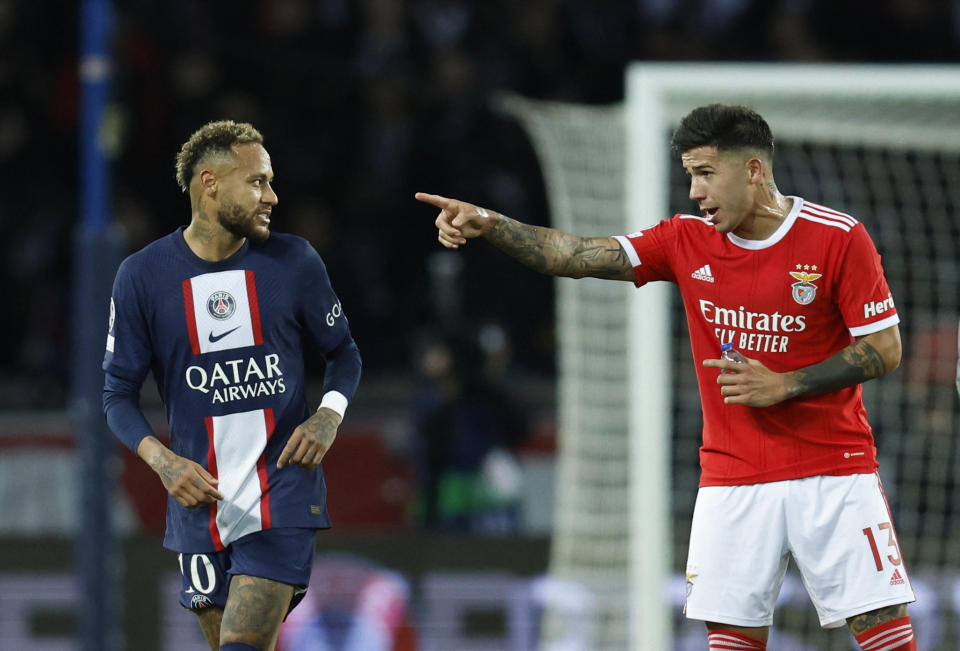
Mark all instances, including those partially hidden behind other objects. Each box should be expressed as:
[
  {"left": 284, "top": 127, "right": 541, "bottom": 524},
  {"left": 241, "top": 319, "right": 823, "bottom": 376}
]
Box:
[
  {"left": 670, "top": 104, "right": 774, "bottom": 159},
  {"left": 175, "top": 120, "right": 264, "bottom": 192}
]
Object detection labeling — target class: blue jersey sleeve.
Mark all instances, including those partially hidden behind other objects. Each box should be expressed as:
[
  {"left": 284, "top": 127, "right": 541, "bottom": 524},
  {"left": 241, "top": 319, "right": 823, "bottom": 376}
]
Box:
[
  {"left": 102, "top": 256, "right": 156, "bottom": 452},
  {"left": 296, "top": 240, "right": 362, "bottom": 402},
  {"left": 103, "top": 371, "right": 154, "bottom": 453},
  {"left": 103, "top": 257, "right": 153, "bottom": 382}
]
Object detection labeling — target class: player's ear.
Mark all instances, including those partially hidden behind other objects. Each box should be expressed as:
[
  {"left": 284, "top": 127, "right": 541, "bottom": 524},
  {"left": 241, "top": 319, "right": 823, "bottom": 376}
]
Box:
[
  {"left": 198, "top": 169, "right": 218, "bottom": 198},
  {"left": 745, "top": 157, "right": 765, "bottom": 185}
]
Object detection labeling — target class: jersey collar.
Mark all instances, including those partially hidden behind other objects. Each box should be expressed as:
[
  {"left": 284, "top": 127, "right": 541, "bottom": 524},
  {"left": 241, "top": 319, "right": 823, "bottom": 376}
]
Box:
[{"left": 725, "top": 196, "right": 803, "bottom": 250}]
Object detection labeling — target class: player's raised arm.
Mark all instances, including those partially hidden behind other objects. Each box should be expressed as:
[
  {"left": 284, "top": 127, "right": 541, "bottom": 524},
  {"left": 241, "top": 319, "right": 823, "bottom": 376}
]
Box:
[{"left": 415, "top": 192, "right": 634, "bottom": 281}]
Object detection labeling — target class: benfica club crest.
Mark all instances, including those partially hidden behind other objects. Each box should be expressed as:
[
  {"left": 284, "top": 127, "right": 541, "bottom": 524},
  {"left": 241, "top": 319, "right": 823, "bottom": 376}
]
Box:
[
  {"left": 207, "top": 291, "right": 236, "bottom": 320},
  {"left": 789, "top": 270, "right": 822, "bottom": 305}
]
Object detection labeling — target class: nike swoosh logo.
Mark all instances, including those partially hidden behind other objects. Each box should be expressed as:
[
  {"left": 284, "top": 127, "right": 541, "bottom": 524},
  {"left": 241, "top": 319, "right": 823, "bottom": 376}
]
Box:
[{"left": 208, "top": 326, "right": 241, "bottom": 343}]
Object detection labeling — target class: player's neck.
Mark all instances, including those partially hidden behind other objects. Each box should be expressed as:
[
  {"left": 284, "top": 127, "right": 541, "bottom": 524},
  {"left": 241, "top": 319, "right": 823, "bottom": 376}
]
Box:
[
  {"left": 183, "top": 218, "right": 245, "bottom": 262},
  {"left": 733, "top": 194, "right": 792, "bottom": 240}
]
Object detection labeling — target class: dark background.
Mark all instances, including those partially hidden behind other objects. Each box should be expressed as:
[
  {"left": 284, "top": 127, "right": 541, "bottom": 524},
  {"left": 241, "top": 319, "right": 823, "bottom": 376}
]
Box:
[{"left": 5, "top": 0, "right": 960, "bottom": 409}]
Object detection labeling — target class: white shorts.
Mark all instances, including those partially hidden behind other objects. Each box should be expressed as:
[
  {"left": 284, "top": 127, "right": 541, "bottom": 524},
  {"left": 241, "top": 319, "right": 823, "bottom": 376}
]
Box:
[{"left": 684, "top": 473, "right": 916, "bottom": 629}]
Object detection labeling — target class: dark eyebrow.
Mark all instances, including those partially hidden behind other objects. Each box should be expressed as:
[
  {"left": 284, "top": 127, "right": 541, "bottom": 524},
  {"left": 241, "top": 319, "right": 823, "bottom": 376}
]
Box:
[{"left": 683, "top": 164, "right": 715, "bottom": 175}]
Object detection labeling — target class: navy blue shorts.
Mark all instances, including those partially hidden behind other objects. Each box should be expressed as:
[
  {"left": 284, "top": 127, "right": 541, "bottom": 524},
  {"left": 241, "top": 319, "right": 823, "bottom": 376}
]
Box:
[{"left": 176, "top": 527, "right": 316, "bottom": 614}]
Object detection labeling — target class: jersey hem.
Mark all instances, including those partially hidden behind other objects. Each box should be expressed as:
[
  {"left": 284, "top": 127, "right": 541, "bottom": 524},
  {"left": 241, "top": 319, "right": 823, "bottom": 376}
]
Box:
[
  {"left": 163, "top": 522, "right": 331, "bottom": 553},
  {"left": 699, "top": 465, "right": 878, "bottom": 487},
  {"left": 683, "top": 608, "right": 773, "bottom": 627},
  {"left": 817, "top": 595, "right": 917, "bottom": 629}
]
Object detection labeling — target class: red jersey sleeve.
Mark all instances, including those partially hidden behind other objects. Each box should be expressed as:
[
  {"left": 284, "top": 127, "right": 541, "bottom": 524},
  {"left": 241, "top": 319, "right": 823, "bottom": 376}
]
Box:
[
  {"left": 612, "top": 216, "right": 682, "bottom": 287},
  {"left": 835, "top": 222, "right": 899, "bottom": 337}
]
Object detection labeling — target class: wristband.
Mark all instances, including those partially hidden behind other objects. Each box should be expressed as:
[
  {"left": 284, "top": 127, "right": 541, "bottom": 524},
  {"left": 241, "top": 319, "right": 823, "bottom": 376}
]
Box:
[{"left": 318, "top": 390, "right": 348, "bottom": 418}]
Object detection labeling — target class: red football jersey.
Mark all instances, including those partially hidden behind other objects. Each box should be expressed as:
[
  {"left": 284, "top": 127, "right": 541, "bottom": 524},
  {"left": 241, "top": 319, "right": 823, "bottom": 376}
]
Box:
[{"left": 614, "top": 197, "right": 899, "bottom": 486}]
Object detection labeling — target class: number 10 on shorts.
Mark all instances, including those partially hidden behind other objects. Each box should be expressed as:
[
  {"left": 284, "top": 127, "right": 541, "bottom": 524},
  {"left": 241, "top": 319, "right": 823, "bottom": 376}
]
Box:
[{"left": 862, "top": 522, "right": 902, "bottom": 571}]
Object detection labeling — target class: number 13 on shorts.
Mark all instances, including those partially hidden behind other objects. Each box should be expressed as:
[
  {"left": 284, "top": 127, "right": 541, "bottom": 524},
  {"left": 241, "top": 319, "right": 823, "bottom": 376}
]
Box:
[{"left": 862, "top": 522, "right": 903, "bottom": 572}]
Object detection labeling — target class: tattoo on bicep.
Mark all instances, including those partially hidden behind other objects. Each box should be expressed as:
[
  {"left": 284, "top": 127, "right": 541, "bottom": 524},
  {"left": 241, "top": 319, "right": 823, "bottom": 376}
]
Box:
[
  {"left": 841, "top": 340, "right": 887, "bottom": 377},
  {"left": 567, "top": 239, "right": 632, "bottom": 278},
  {"left": 788, "top": 339, "right": 886, "bottom": 399}
]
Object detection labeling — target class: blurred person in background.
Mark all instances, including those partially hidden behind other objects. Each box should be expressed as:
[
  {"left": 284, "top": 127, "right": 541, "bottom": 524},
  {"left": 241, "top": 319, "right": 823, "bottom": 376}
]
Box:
[
  {"left": 277, "top": 553, "right": 415, "bottom": 650},
  {"left": 409, "top": 325, "right": 528, "bottom": 533},
  {"left": 417, "top": 103, "right": 917, "bottom": 650},
  {"left": 102, "top": 120, "right": 361, "bottom": 651}
]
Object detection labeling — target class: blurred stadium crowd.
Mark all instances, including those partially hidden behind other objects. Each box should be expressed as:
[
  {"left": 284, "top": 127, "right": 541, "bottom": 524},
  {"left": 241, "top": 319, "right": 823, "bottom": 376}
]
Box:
[{"left": 5, "top": 0, "right": 960, "bottom": 410}]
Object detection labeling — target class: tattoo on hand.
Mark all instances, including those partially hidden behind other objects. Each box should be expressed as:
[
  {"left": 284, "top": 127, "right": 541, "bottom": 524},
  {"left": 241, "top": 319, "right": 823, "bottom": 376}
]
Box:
[{"left": 303, "top": 409, "right": 339, "bottom": 446}]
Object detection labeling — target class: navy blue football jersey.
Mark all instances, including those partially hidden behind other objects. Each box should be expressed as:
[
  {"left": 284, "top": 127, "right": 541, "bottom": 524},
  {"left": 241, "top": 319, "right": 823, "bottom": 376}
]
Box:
[{"left": 103, "top": 228, "right": 360, "bottom": 552}]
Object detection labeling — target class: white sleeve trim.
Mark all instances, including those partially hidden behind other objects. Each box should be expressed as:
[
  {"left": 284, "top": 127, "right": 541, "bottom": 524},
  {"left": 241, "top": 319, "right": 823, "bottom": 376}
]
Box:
[
  {"left": 612, "top": 235, "right": 641, "bottom": 268},
  {"left": 849, "top": 313, "right": 900, "bottom": 338},
  {"left": 318, "top": 390, "right": 348, "bottom": 418}
]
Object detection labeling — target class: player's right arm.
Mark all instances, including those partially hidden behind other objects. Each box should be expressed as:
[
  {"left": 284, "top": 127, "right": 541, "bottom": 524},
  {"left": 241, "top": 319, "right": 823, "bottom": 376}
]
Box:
[
  {"left": 136, "top": 435, "right": 224, "bottom": 507},
  {"left": 103, "top": 372, "right": 223, "bottom": 507},
  {"left": 416, "top": 192, "right": 635, "bottom": 281},
  {"left": 102, "top": 258, "right": 222, "bottom": 508}
]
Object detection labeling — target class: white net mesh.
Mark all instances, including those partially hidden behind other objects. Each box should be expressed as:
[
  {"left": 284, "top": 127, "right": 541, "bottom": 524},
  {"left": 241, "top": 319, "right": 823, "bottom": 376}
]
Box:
[
  {"left": 498, "top": 95, "right": 633, "bottom": 650},
  {"left": 500, "top": 65, "right": 960, "bottom": 649}
]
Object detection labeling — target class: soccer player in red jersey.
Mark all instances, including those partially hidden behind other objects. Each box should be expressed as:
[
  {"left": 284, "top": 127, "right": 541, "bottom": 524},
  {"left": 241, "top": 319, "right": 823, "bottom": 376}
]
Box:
[{"left": 416, "top": 104, "right": 916, "bottom": 650}]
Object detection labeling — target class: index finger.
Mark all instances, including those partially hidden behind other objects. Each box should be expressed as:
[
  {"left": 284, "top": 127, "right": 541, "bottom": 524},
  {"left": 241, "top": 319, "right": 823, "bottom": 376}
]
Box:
[
  {"left": 277, "top": 429, "right": 302, "bottom": 469},
  {"left": 702, "top": 359, "right": 742, "bottom": 371},
  {"left": 414, "top": 192, "right": 453, "bottom": 210},
  {"left": 189, "top": 473, "right": 224, "bottom": 502}
]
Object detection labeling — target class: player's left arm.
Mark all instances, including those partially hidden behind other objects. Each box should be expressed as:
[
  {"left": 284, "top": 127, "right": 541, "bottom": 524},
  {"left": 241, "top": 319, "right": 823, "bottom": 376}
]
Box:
[
  {"left": 278, "top": 335, "right": 361, "bottom": 470},
  {"left": 705, "top": 324, "right": 901, "bottom": 407}
]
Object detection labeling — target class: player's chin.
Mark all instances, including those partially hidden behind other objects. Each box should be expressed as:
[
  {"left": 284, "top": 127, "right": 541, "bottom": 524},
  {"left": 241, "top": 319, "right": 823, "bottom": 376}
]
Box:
[{"left": 247, "top": 224, "right": 271, "bottom": 242}]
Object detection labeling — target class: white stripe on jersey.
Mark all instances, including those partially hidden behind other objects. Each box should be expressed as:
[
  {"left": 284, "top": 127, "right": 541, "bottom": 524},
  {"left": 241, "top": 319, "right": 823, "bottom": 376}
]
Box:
[
  {"left": 210, "top": 409, "right": 270, "bottom": 546},
  {"left": 187, "top": 270, "right": 257, "bottom": 353},
  {"left": 612, "top": 235, "right": 641, "bottom": 267},
  {"left": 802, "top": 200, "right": 859, "bottom": 226},
  {"left": 798, "top": 212, "right": 853, "bottom": 232}
]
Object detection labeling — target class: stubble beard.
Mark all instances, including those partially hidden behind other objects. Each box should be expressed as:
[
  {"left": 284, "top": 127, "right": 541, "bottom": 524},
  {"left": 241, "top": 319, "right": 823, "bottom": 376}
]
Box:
[{"left": 217, "top": 201, "right": 269, "bottom": 242}]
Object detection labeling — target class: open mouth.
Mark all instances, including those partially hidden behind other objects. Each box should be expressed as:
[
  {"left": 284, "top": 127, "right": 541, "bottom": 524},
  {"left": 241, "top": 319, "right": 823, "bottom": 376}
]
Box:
[{"left": 703, "top": 208, "right": 718, "bottom": 221}]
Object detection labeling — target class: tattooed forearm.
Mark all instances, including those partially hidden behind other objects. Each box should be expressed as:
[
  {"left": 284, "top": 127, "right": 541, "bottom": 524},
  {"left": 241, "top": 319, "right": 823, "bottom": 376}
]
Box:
[
  {"left": 785, "top": 339, "right": 889, "bottom": 399},
  {"left": 847, "top": 604, "right": 908, "bottom": 635},
  {"left": 486, "top": 215, "right": 632, "bottom": 280}
]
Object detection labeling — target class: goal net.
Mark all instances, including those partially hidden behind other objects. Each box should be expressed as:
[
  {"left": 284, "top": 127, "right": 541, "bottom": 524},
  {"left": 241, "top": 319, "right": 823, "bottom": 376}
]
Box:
[{"left": 499, "top": 64, "right": 960, "bottom": 650}]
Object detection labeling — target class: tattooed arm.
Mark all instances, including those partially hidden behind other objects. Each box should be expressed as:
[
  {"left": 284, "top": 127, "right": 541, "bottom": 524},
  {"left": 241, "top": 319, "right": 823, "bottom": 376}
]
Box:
[
  {"left": 783, "top": 325, "right": 901, "bottom": 399},
  {"left": 137, "top": 436, "right": 224, "bottom": 507},
  {"left": 705, "top": 325, "right": 901, "bottom": 407},
  {"left": 415, "top": 192, "right": 635, "bottom": 281},
  {"left": 277, "top": 408, "right": 342, "bottom": 470}
]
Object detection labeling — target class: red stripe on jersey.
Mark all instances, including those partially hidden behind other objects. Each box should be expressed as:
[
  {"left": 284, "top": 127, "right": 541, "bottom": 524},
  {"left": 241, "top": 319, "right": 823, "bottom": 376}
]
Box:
[
  {"left": 257, "top": 408, "right": 276, "bottom": 529},
  {"left": 205, "top": 417, "right": 224, "bottom": 551},
  {"left": 245, "top": 270, "right": 264, "bottom": 346},
  {"left": 182, "top": 279, "right": 201, "bottom": 355}
]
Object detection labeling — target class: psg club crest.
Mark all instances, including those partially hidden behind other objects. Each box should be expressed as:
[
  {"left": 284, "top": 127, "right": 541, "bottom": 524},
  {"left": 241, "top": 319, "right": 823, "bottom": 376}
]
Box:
[
  {"left": 207, "top": 291, "right": 236, "bottom": 320},
  {"left": 789, "top": 269, "right": 822, "bottom": 305}
]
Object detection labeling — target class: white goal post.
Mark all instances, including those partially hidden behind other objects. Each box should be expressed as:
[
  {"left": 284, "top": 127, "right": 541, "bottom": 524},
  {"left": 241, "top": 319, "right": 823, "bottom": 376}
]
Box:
[{"left": 502, "top": 63, "right": 960, "bottom": 650}]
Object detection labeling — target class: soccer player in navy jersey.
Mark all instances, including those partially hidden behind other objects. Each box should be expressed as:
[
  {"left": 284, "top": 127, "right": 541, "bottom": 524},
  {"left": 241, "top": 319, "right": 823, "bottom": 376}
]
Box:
[
  {"left": 417, "top": 105, "right": 917, "bottom": 650},
  {"left": 103, "top": 120, "right": 361, "bottom": 651}
]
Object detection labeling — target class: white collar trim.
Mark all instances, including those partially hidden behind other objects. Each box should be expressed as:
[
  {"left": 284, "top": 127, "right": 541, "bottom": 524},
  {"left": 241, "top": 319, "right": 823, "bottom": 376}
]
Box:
[{"left": 726, "top": 196, "right": 803, "bottom": 250}]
